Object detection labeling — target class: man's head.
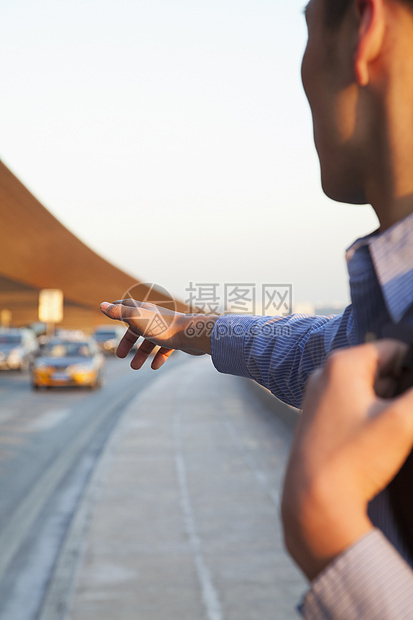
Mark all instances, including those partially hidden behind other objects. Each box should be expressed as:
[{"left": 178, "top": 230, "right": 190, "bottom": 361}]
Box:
[
  {"left": 324, "top": 0, "right": 353, "bottom": 28},
  {"left": 324, "top": 0, "right": 413, "bottom": 28},
  {"left": 302, "top": 0, "right": 413, "bottom": 224}
]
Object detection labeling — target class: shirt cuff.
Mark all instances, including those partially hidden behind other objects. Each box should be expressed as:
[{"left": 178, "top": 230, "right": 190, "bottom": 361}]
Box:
[
  {"left": 300, "top": 529, "right": 413, "bottom": 619},
  {"left": 210, "top": 314, "right": 261, "bottom": 379}
]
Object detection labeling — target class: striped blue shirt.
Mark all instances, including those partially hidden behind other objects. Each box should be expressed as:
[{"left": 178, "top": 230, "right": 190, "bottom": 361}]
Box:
[
  {"left": 211, "top": 212, "right": 413, "bottom": 410},
  {"left": 301, "top": 529, "right": 413, "bottom": 619},
  {"left": 211, "top": 212, "right": 413, "bottom": 618}
]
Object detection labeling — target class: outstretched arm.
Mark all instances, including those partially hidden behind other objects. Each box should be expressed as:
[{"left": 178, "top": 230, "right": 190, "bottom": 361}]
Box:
[
  {"left": 100, "top": 299, "right": 218, "bottom": 370},
  {"left": 101, "top": 298, "right": 349, "bottom": 408}
]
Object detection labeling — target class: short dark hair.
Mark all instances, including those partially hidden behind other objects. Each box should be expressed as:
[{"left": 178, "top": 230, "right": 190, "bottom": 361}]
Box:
[
  {"left": 324, "top": 0, "right": 352, "bottom": 28},
  {"left": 324, "top": 0, "right": 413, "bottom": 28}
]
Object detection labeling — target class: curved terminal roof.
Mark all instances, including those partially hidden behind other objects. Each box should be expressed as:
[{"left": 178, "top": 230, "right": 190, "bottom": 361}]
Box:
[{"left": 0, "top": 161, "right": 184, "bottom": 330}]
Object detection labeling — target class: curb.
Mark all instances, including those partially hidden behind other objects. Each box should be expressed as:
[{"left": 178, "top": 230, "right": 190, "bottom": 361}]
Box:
[{"left": 247, "top": 379, "right": 300, "bottom": 432}]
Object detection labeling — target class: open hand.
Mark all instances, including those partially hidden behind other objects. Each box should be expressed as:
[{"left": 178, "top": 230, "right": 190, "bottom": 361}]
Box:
[{"left": 100, "top": 299, "right": 217, "bottom": 370}]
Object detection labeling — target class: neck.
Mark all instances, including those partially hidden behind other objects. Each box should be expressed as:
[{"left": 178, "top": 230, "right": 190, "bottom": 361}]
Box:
[
  {"left": 367, "top": 161, "right": 413, "bottom": 228},
  {"left": 363, "top": 104, "right": 413, "bottom": 232},
  {"left": 371, "top": 192, "right": 413, "bottom": 232}
]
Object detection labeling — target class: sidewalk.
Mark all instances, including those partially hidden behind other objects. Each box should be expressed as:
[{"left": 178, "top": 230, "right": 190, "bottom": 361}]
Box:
[{"left": 64, "top": 355, "right": 306, "bottom": 620}]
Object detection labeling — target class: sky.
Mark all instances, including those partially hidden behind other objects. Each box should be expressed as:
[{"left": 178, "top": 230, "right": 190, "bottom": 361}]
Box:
[{"left": 0, "top": 0, "right": 379, "bottom": 311}]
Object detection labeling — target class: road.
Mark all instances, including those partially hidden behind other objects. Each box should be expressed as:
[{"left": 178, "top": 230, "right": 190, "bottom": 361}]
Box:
[
  {"left": 0, "top": 355, "right": 161, "bottom": 620},
  {"left": 0, "top": 354, "right": 306, "bottom": 620},
  {"left": 66, "top": 356, "right": 306, "bottom": 620}
]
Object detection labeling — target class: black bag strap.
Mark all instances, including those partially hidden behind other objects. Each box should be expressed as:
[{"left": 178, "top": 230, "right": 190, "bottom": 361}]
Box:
[{"left": 384, "top": 327, "right": 413, "bottom": 561}]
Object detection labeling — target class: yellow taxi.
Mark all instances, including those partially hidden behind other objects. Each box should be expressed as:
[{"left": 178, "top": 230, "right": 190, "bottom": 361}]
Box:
[{"left": 32, "top": 338, "right": 105, "bottom": 389}]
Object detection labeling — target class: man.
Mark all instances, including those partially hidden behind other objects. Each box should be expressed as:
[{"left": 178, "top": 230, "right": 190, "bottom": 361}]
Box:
[
  {"left": 102, "top": 0, "right": 413, "bottom": 404},
  {"left": 282, "top": 340, "right": 413, "bottom": 617},
  {"left": 101, "top": 0, "right": 413, "bottom": 582}
]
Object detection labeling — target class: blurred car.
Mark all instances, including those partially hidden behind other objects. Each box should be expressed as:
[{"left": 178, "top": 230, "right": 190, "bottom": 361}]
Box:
[
  {"left": 0, "top": 328, "right": 39, "bottom": 371},
  {"left": 92, "top": 325, "right": 124, "bottom": 355},
  {"left": 32, "top": 338, "right": 105, "bottom": 389},
  {"left": 55, "top": 329, "right": 86, "bottom": 341}
]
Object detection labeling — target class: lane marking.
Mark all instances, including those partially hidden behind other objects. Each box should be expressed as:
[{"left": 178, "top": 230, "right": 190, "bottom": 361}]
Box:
[
  {"left": 37, "top": 369, "right": 165, "bottom": 620},
  {"left": 26, "top": 409, "right": 71, "bottom": 432},
  {"left": 173, "top": 369, "right": 223, "bottom": 620}
]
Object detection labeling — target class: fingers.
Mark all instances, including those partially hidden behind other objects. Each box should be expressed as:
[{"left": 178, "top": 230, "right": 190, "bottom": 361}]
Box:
[
  {"left": 322, "top": 340, "right": 409, "bottom": 397},
  {"left": 151, "top": 347, "right": 175, "bottom": 370},
  {"left": 117, "top": 328, "right": 139, "bottom": 359},
  {"left": 100, "top": 303, "right": 141, "bottom": 358},
  {"left": 111, "top": 299, "right": 178, "bottom": 316},
  {"left": 370, "top": 339, "right": 409, "bottom": 381},
  {"left": 357, "top": 339, "right": 409, "bottom": 398},
  {"left": 130, "top": 342, "right": 174, "bottom": 370},
  {"left": 112, "top": 299, "right": 143, "bottom": 306},
  {"left": 110, "top": 299, "right": 152, "bottom": 311},
  {"left": 300, "top": 340, "right": 410, "bottom": 436},
  {"left": 355, "top": 384, "right": 413, "bottom": 496},
  {"left": 100, "top": 301, "right": 142, "bottom": 322},
  {"left": 130, "top": 339, "right": 157, "bottom": 369},
  {"left": 100, "top": 301, "right": 122, "bottom": 319},
  {"left": 101, "top": 299, "right": 178, "bottom": 370}
]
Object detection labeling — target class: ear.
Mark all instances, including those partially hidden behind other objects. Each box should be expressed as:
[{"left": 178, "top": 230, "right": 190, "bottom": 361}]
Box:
[{"left": 354, "top": 0, "right": 385, "bottom": 86}]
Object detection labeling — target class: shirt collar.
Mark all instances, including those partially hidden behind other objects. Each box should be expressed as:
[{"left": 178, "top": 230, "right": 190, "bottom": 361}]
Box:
[{"left": 346, "top": 212, "right": 413, "bottom": 324}]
